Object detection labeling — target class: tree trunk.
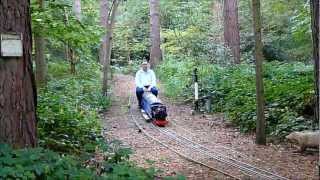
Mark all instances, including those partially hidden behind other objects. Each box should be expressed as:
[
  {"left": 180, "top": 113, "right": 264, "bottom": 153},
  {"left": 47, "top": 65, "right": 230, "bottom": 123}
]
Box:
[
  {"left": 149, "top": 0, "right": 162, "bottom": 68},
  {"left": 73, "top": 0, "right": 82, "bottom": 20},
  {"left": 63, "top": 8, "right": 76, "bottom": 74},
  {"left": 64, "top": 8, "right": 70, "bottom": 61},
  {"left": 69, "top": 48, "right": 76, "bottom": 74},
  {"left": 0, "top": 0, "right": 37, "bottom": 148},
  {"left": 35, "top": 0, "right": 47, "bottom": 86},
  {"left": 69, "top": 0, "right": 81, "bottom": 75},
  {"left": 212, "top": 0, "right": 224, "bottom": 43},
  {"left": 252, "top": 0, "right": 266, "bottom": 145},
  {"left": 99, "top": 0, "right": 109, "bottom": 65},
  {"left": 310, "top": 0, "right": 319, "bottom": 131},
  {"left": 102, "top": 0, "right": 119, "bottom": 96},
  {"left": 126, "top": 35, "right": 131, "bottom": 63},
  {"left": 224, "top": 0, "right": 241, "bottom": 64},
  {"left": 35, "top": 36, "right": 46, "bottom": 86}
]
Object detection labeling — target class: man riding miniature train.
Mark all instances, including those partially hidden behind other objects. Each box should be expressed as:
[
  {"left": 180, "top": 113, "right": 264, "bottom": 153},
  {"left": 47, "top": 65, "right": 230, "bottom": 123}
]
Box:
[
  {"left": 135, "top": 61, "right": 168, "bottom": 126},
  {"left": 135, "top": 61, "right": 158, "bottom": 109}
]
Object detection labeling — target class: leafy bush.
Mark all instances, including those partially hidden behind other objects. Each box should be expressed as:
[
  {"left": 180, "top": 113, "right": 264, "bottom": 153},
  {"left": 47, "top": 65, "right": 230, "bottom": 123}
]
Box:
[
  {"left": 158, "top": 58, "right": 315, "bottom": 138},
  {"left": 156, "top": 56, "right": 195, "bottom": 98},
  {"left": 0, "top": 143, "right": 158, "bottom": 180},
  {"left": 38, "top": 61, "right": 110, "bottom": 153},
  {"left": 0, "top": 144, "right": 96, "bottom": 179}
]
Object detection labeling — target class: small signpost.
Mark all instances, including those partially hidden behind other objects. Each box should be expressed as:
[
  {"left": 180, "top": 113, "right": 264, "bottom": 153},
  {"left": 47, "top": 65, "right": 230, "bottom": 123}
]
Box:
[{"left": 0, "top": 33, "right": 23, "bottom": 57}]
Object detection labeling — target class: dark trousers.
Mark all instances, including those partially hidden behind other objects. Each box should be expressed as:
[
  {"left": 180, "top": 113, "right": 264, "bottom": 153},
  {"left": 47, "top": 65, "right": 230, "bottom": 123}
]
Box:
[{"left": 136, "top": 87, "right": 158, "bottom": 107}]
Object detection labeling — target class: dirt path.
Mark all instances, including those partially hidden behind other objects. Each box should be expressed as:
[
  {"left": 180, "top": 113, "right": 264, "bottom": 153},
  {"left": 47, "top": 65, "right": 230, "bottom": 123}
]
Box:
[{"left": 102, "top": 74, "right": 318, "bottom": 179}]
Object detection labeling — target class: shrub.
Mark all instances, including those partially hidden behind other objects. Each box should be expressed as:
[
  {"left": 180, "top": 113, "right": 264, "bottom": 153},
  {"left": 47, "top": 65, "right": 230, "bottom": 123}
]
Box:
[
  {"left": 0, "top": 143, "right": 158, "bottom": 180},
  {"left": 38, "top": 61, "right": 110, "bottom": 153},
  {"left": 0, "top": 144, "right": 96, "bottom": 179},
  {"left": 157, "top": 58, "right": 315, "bottom": 138}
]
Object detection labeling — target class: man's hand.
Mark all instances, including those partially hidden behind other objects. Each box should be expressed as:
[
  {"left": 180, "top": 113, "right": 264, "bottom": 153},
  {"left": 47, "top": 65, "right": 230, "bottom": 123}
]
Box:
[
  {"left": 143, "top": 87, "right": 148, "bottom": 92},
  {"left": 147, "top": 86, "right": 152, "bottom": 92}
]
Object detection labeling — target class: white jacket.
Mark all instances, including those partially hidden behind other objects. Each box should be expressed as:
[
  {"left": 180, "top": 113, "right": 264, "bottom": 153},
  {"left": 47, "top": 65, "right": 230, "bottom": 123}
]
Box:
[{"left": 135, "top": 69, "right": 157, "bottom": 88}]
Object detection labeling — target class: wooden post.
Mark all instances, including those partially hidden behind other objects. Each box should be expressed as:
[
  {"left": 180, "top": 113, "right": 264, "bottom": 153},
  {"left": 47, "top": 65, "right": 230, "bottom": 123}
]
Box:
[{"left": 252, "top": 0, "right": 266, "bottom": 145}]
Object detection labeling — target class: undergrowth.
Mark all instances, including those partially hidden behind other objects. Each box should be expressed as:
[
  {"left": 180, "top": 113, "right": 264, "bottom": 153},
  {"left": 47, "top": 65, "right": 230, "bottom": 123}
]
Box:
[
  {"left": 37, "top": 61, "right": 110, "bottom": 153},
  {"left": 0, "top": 143, "right": 158, "bottom": 179},
  {"left": 157, "top": 56, "right": 315, "bottom": 138},
  {"left": 0, "top": 60, "right": 180, "bottom": 179}
]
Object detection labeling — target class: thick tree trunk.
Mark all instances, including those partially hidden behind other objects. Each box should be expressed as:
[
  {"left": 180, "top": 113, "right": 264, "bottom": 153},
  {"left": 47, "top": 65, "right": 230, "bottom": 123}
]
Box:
[
  {"left": 252, "top": 0, "right": 266, "bottom": 145},
  {"left": 99, "top": 0, "right": 109, "bottom": 65},
  {"left": 223, "top": 0, "right": 241, "bottom": 64},
  {"left": 73, "top": 0, "right": 82, "bottom": 20},
  {"left": 310, "top": 0, "right": 319, "bottom": 131},
  {"left": 102, "top": 0, "right": 119, "bottom": 96},
  {"left": 310, "top": 1, "right": 320, "bottom": 174},
  {"left": 35, "top": 0, "right": 47, "bottom": 86},
  {"left": 149, "top": 0, "right": 162, "bottom": 68},
  {"left": 0, "top": 0, "right": 37, "bottom": 148}
]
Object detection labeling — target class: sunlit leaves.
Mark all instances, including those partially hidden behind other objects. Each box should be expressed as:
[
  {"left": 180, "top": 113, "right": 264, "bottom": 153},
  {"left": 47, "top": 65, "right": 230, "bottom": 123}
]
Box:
[{"left": 31, "top": 0, "right": 104, "bottom": 55}]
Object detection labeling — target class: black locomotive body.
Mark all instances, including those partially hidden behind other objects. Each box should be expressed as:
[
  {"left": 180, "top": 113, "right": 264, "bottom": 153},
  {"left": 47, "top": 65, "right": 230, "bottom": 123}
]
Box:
[{"left": 141, "top": 92, "right": 168, "bottom": 126}]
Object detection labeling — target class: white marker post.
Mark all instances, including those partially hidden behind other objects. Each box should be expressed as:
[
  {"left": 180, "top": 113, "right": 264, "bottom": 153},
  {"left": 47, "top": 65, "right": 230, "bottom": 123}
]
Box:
[{"left": 193, "top": 68, "right": 199, "bottom": 111}]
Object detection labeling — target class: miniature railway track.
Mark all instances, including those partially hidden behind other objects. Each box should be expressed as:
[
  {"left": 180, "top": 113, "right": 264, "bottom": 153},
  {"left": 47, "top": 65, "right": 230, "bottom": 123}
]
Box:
[{"left": 128, "top": 94, "right": 289, "bottom": 180}]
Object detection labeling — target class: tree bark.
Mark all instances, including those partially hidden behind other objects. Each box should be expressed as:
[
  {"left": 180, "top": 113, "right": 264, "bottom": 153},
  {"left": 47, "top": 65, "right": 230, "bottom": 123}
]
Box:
[
  {"left": 99, "top": 0, "right": 109, "bottom": 65},
  {"left": 35, "top": 0, "right": 47, "bottom": 86},
  {"left": 224, "top": 0, "right": 241, "bottom": 64},
  {"left": 73, "top": 0, "right": 82, "bottom": 20},
  {"left": 252, "top": 0, "right": 266, "bottom": 145},
  {"left": 69, "top": 48, "right": 76, "bottom": 74},
  {"left": 310, "top": 0, "right": 319, "bottom": 131},
  {"left": 102, "top": 0, "right": 119, "bottom": 96},
  {"left": 64, "top": 8, "right": 70, "bottom": 61},
  {"left": 0, "top": 0, "right": 37, "bottom": 148},
  {"left": 63, "top": 8, "right": 76, "bottom": 74},
  {"left": 212, "top": 0, "right": 224, "bottom": 43},
  {"left": 149, "top": 0, "right": 162, "bottom": 68}
]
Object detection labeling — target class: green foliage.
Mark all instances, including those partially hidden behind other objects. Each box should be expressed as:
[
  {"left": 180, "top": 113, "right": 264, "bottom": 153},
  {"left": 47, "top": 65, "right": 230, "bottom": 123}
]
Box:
[
  {"left": 115, "top": 0, "right": 312, "bottom": 66},
  {"left": 156, "top": 56, "right": 195, "bottom": 98},
  {"left": 239, "top": 0, "right": 312, "bottom": 62},
  {"left": 113, "top": 59, "right": 142, "bottom": 75},
  {"left": 0, "top": 143, "right": 157, "bottom": 180},
  {"left": 31, "top": 0, "right": 103, "bottom": 62},
  {"left": 102, "top": 162, "right": 156, "bottom": 180},
  {"left": 0, "top": 144, "right": 96, "bottom": 179},
  {"left": 158, "top": 58, "right": 315, "bottom": 138},
  {"left": 162, "top": 27, "right": 231, "bottom": 64},
  {"left": 37, "top": 61, "right": 110, "bottom": 153},
  {"left": 112, "top": 0, "right": 150, "bottom": 64}
]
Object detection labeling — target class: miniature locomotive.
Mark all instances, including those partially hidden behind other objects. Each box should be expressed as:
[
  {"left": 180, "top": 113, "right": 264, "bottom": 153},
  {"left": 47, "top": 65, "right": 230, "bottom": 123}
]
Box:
[{"left": 141, "top": 91, "right": 168, "bottom": 127}]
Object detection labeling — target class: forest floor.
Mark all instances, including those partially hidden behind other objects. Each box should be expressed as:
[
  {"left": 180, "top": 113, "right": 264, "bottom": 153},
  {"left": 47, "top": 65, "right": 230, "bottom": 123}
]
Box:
[{"left": 102, "top": 74, "right": 318, "bottom": 179}]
